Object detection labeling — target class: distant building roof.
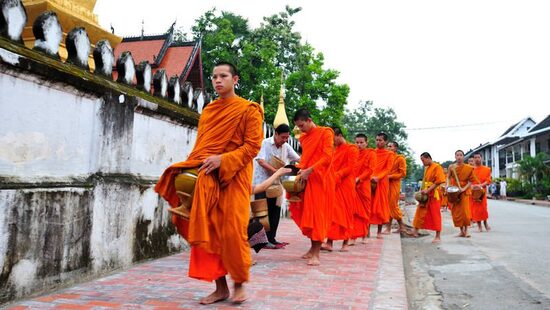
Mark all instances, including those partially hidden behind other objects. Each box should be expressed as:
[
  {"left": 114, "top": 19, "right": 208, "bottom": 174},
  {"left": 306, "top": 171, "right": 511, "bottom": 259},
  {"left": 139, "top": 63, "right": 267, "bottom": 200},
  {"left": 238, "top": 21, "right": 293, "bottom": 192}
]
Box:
[
  {"left": 113, "top": 23, "right": 204, "bottom": 89},
  {"left": 528, "top": 114, "right": 550, "bottom": 133}
]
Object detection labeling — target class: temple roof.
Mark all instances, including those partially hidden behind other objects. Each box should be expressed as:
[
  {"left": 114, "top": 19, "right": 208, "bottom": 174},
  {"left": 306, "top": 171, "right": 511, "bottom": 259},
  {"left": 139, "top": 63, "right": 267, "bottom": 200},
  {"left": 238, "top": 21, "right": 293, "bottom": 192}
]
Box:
[{"left": 113, "top": 24, "right": 203, "bottom": 89}]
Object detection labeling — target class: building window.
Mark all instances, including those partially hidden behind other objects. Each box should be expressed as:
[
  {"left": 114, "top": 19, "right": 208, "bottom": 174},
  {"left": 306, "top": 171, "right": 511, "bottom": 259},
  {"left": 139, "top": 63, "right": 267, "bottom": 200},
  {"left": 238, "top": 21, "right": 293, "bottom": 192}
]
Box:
[{"left": 536, "top": 142, "right": 541, "bottom": 154}]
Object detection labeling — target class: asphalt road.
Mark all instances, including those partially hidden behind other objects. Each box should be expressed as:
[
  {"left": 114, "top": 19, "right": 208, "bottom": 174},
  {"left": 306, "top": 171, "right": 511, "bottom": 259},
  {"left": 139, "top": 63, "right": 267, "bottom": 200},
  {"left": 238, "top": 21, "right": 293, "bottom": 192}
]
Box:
[{"left": 402, "top": 199, "right": 550, "bottom": 310}]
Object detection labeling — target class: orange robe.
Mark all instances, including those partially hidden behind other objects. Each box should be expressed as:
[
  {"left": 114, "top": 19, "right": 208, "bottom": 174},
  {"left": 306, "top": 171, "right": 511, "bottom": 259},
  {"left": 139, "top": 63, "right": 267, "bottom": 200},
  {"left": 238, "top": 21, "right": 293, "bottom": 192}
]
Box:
[
  {"left": 440, "top": 182, "right": 448, "bottom": 207},
  {"left": 290, "top": 126, "right": 334, "bottom": 241},
  {"left": 388, "top": 154, "right": 407, "bottom": 221},
  {"left": 472, "top": 165, "right": 491, "bottom": 221},
  {"left": 154, "top": 96, "right": 263, "bottom": 283},
  {"left": 370, "top": 148, "right": 394, "bottom": 225},
  {"left": 355, "top": 148, "right": 376, "bottom": 220},
  {"left": 413, "top": 163, "right": 446, "bottom": 231},
  {"left": 328, "top": 143, "right": 361, "bottom": 240},
  {"left": 448, "top": 163, "right": 476, "bottom": 227}
]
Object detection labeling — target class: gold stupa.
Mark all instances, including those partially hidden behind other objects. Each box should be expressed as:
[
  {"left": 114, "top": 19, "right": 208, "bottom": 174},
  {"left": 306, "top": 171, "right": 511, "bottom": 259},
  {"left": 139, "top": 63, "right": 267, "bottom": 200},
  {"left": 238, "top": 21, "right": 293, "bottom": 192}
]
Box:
[
  {"left": 273, "top": 74, "right": 289, "bottom": 129},
  {"left": 21, "top": 0, "right": 121, "bottom": 70}
]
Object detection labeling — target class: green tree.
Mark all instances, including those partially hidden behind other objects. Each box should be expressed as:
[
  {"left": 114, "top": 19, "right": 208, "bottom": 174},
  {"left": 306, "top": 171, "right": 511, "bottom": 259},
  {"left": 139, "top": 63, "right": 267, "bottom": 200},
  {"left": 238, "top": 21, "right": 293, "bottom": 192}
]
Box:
[
  {"left": 342, "top": 100, "right": 414, "bottom": 177},
  {"left": 517, "top": 152, "right": 550, "bottom": 198},
  {"left": 185, "top": 7, "right": 350, "bottom": 127}
]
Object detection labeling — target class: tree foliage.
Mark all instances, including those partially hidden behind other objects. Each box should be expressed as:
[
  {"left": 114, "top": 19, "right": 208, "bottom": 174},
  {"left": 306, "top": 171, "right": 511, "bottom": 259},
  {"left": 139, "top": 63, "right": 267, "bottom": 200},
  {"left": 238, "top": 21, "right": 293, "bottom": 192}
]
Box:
[
  {"left": 184, "top": 6, "right": 350, "bottom": 127},
  {"left": 342, "top": 100, "right": 416, "bottom": 178}
]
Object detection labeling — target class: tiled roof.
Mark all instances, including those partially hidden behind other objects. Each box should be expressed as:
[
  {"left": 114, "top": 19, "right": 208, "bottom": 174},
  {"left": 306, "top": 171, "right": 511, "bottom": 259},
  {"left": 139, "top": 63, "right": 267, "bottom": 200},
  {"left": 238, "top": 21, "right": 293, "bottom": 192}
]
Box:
[
  {"left": 114, "top": 39, "right": 165, "bottom": 64},
  {"left": 529, "top": 115, "right": 550, "bottom": 132},
  {"left": 154, "top": 46, "right": 193, "bottom": 78}
]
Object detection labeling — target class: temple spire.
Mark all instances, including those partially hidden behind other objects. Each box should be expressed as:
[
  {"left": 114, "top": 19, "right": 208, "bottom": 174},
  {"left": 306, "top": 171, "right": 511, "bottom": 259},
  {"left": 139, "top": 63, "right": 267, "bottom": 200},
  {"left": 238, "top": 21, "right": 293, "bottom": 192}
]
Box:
[{"left": 273, "top": 72, "right": 289, "bottom": 128}]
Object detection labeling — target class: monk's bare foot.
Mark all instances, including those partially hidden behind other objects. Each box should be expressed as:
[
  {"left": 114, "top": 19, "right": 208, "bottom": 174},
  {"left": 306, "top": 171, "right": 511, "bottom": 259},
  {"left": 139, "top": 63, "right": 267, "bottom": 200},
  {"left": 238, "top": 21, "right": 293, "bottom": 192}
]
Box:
[
  {"left": 478, "top": 227, "right": 483, "bottom": 232},
  {"left": 361, "top": 238, "right": 368, "bottom": 244},
  {"left": 464, "top": 234, "right": 471, "bottom": 238},
  {"left": 340, "top": 245, "right": 349, "bottom": 252},
  {"left": 301, "top": 251, "right": 313, "bottom": 259},
  {"left": 348, "top": 239, "right": 356, "bottom": 246},
  {"left": 307, "top": 257, "right": 320, "bottom": 266},
  {"left": 432, "top": 237, "right": 441, "bottom": 243},
  {"left": 199, "top": 289, "right": 230, "bottom": 305},
  {"left": 456, "top": 233, "right": 465, "bottom": 237},
  {"left": 381, "top": 229, "right": 391, "bottom": 235},
  {"left": 231, "top": 283, "right": 247, "bottom": 304},
  {"left": 320, "top": 244, "right": 333, "bottom": 252},
  {"left": 376, "top": 234, "right": 383, "bottom": 239},
  {"left": 486, "top": 225, "right": 491, "bottom": 231}
]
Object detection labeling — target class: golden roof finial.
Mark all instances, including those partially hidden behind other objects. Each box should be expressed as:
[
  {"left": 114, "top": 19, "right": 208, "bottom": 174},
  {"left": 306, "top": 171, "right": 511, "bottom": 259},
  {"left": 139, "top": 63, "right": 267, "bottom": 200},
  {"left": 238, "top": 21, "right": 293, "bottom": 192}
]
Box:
[{"left": 273, "top": 71, "right": 289, "bottom": 128}]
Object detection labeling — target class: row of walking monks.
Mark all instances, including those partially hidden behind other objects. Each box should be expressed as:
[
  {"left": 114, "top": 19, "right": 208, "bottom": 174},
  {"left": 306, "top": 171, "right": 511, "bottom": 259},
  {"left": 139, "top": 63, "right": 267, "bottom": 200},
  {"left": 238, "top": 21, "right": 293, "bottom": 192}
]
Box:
[
  {"left": 289, "top": 109, "right": 493, "bottom": 265},
  {"left": 154, "top": 65, "right": 493, "bottom": 303}
]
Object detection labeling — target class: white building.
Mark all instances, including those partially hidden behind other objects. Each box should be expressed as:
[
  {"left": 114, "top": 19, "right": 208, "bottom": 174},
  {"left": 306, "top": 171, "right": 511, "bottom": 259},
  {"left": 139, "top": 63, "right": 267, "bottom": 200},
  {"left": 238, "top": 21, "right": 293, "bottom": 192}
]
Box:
[{"left": 466, "top": 115, "right": 550, "bottom": 179}]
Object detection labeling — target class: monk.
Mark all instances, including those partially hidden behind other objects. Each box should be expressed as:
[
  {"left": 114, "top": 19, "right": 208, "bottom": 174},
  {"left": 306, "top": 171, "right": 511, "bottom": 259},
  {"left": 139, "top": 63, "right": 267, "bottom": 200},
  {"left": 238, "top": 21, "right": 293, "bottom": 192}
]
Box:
[
  {"left": 154, "top": 62, "right": 263, "bottom": 304},
  {"left": 446, "top": 150, "right": 476, "bottom": 238},
  {"left": 324, "top": 128, "right": 363, "bottom": 252},
  {"left": 384, "top": 141, "right": 407, "bottom": 234},
  {"left": 370, "top": 132, "right": 394, "bottom": 239},
  {"left": 291, "top": 108, "right": 334, "bottom": 266},
  {"left": 410, "top": 152, "right": 446, "bottom": 243},
  {"left": 472, "top": 152, "right": 492, "bottom": 232},
  {"left": 440, "top": 167, "right": 449, "bottom": 212},
  {"left": 354, "top": 133, "right": 375, "bottom": 243}
]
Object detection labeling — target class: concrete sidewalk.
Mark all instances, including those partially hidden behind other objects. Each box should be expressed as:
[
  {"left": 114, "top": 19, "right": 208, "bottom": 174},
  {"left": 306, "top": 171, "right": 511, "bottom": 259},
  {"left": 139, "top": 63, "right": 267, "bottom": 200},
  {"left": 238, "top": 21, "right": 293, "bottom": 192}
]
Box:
[{"left": 4, "top": 220, "right": 408, "bottom": 309}]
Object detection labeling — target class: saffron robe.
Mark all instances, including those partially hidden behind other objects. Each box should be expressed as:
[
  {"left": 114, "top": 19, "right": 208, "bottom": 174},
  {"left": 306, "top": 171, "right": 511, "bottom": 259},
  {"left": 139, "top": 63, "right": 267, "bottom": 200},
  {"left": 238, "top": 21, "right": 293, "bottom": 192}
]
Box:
[
  {"left": 370, "top": 148, "right": 394, "bottom": 225},
  {"left": 154, "top": 96, "right": 263, "bottom": 283},
  {"left": 413, "top": 163, "right": 446, "bottom": 231},
  {"left": 388, "top": 154, "right": 407, "bottom": 221},
  {"left": 355, "top": 148, "right": 376, "bottom": 220},
  {"left": 328, "top": 143, "right": 361, "bottom": 240},
  {"left": 290, "top": 126, "right": 334, "bottom": 241},
  {"left": 471, "top": 165, "right": 491, "bottom": 221},
  {"left": 448, "top": 163, "right": 476, "bottom": 227}
]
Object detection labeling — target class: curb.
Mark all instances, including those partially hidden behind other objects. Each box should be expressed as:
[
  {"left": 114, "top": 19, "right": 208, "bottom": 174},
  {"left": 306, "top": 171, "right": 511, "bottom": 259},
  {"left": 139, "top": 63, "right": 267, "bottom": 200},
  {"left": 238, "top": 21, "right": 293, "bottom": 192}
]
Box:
[{"left": 370, "top": 212, "right": 409, "bottom": 309}]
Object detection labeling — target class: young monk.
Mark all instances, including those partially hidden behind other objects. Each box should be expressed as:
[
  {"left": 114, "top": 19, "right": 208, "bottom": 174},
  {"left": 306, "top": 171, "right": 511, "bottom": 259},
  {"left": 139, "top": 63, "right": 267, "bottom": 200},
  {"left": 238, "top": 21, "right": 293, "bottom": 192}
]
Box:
[
  {"left": 410, "top": 152, "right": 446, "bottom": 243},
  {"left": 324, "top": 128, "right": 363, "bottom": 252},
  {"left": 155, "top": 62, "right": 263, "bottom": 304},
  {"left": 354, "top": 134, "right": 375, "bottom": 243},
  {"left": 384, "top": 141, "right": 407, "bottom": 234},
  {"left": 471, "top": 152, "right": 492, "bottom": 232},
  {"left": 447, "top": 150, "right": 476, "bottom": 238},
  {"left": 370, "top": 132, "right": 394, "bottom": 239},
  {"left": 290, "top": 108, "right": 334, "bottom": 266}
]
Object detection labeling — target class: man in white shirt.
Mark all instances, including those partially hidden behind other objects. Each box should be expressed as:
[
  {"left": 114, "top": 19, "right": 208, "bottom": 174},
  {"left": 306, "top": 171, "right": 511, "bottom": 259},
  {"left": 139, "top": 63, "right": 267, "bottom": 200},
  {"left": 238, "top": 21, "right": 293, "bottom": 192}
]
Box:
[{"left": 253, "top": 124, "right": 300, "bottom": 249}]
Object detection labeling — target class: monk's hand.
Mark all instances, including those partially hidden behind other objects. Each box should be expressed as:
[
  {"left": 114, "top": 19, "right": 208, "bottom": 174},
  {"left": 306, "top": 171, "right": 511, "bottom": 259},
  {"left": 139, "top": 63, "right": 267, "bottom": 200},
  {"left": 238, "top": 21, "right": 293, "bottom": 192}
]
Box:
[
  {"left": 421, "top": 189, "right": 429, "bottom": 195},
  {"left": 200, "top": 155, "right": 222, "bottom": 174},
  {"left": 372, "top": 176, "right": 379, "bottom": 183},
  {"left": 298, "top": 167, "right": 313, "bottom": 181},
  {"left": 355, "top": 177, "right": 360, "bottom": 184}
]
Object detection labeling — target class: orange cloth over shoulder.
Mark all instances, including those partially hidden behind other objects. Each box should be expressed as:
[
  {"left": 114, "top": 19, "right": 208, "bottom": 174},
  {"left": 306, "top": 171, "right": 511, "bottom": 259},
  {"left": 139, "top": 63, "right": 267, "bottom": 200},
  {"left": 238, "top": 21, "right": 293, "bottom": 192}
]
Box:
[
  {"left": 355, "top": 148, "right": 376, "bottom": 219},
  {"left": 471, "top": 165, "right": 491, "bottom": 221},
  {"left": 448, "top": 163, "right": 476, "bottom": 227},
  {"left": 327, "top": 143, "right": 360, "bottom": 240},
  {"left": 154, "top": 96, "right": 263, "bottom": 282},
  {"left": 370, "top": 148, "right": 394, "bottom": 225},
  {"left": 291, "top": 126, "right": 334, "bottom": 241},
  {"left": 388, "top": 154, "right": 407, "bottom": 221},
  {"left": 413, "top": 162, "right": 445, "bottom": 231}
]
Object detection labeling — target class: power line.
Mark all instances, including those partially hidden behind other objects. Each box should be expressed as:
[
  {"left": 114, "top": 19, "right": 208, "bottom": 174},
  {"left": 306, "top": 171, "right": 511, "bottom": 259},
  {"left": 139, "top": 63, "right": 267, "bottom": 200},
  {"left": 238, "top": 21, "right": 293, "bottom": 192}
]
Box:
[{"left": 405, "top": 120, "right": 511, "bottom": 131}]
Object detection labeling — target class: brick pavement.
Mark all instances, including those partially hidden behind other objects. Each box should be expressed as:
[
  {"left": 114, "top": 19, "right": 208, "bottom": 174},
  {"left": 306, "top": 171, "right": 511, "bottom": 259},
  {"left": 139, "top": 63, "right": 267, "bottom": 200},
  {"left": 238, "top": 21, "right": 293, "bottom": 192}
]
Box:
[{"left": 5, "top": 220, "right": 408, "bottom": 310}]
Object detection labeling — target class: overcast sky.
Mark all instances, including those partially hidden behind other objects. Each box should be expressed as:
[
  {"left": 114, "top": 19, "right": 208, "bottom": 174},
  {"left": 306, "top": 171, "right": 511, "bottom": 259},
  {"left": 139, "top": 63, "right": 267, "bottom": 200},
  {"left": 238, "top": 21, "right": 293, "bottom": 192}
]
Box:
[{"left": 95, "top": 0, "right": 549, "bottom": 163}]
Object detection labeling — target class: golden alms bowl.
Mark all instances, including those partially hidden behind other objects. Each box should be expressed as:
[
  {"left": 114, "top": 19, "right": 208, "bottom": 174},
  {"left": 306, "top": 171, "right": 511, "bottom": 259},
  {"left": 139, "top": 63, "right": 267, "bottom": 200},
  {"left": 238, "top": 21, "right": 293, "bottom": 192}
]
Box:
[
  {"left": 174, "top": 168, "right": 199, "bottom": 196},
  {"left": 414, "top": 192, "right": 428, "bottom": 203},
  {"left": 169, "top": 168, "right": 199, "bottom": 219},
  {"left": 281, "top": 175, "right": 306, "bottom": 202}
]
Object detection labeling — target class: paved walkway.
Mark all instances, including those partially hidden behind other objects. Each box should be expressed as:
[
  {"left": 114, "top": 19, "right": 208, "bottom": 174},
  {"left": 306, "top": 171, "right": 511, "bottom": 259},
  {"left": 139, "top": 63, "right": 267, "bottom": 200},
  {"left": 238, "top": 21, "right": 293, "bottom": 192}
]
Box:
[{"left": 4, "top": 220, "right": 407, "bottom": 309}]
